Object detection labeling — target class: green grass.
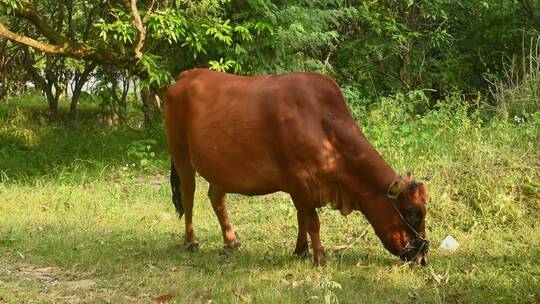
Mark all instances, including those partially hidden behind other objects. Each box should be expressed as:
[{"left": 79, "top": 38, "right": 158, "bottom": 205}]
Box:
[{"left": 1, "top": 95, "right": 539, "bottom": 303}]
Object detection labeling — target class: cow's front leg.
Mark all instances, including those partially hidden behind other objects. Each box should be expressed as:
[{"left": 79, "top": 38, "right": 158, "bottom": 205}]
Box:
[
  {"left": 299, "top": 207, "right": 326, "bottom": 266},
  {"left": 293, "top": 211, "right": 310, "bottom": 257}
]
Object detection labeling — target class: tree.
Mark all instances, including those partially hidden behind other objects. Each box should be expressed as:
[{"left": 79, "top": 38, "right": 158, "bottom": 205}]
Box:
[
  {"left": 22, "top": 50, "right": 68, "bottom": 115},
  {"left": 0, "top": 0, "right": 262, "bottom": 124},
  {"left": 0, "top": 39, "right": 28, "bottom": 99}
]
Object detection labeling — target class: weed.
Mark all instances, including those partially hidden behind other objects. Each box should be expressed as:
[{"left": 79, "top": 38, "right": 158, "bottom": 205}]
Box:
[
  {"left": 127, "top": 138, "right": 159, "bottom": 167},
  {"left": 488, "top": 35, "right": 540, "bottom": 119}
]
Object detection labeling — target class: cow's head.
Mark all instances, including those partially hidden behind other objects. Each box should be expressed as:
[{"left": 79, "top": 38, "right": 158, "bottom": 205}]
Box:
[{"left": 384, "top": 173, "right": 429, "bottom": 265}]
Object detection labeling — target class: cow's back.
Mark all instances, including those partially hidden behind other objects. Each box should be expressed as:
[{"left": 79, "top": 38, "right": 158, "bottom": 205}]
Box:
[{"left": 165, "top": 69, "right": 351, "bottom": 196}]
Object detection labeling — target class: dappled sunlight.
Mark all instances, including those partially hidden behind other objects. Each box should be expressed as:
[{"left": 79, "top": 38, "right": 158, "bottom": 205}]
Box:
[
  {"left": 319, "top": 139, "right": 339, "bottom": 173},
  {"left": 0, "top": 100, "right": 169, "bottom": 184}
]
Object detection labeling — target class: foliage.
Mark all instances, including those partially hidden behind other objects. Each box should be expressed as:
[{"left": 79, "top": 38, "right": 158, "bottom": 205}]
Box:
[
  {"left": 354, "top": 93, "right": 539, "bottom": 227},
  {"left": 224, "top": 0, "right": 353, "bottom": 74},
  {"left": 126, "top": 138, "right": 158, "bottom": 167},
  {"left": 2, "top": 0, "right": 540, "bottom": 121},
  {"left": 0, "top": 93, "right": 166, "bottom": 180},
  {"left": 89, "top": 0, "right": 263, "bottom": 78}
]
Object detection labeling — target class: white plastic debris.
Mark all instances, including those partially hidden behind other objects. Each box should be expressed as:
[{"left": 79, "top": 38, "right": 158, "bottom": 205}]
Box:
[{"left": 439, "top": 235, "right": 459, "bottom": 251}]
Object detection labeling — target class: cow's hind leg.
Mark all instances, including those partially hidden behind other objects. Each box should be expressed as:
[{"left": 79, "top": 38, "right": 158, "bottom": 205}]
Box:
[
  {"left": 293, "top": 212, "right": 310, "bottom": 257},
  {"left": 177, "top": 164, "right": 198, "bottom": 252},
  {"left": 208, "top": 184, "right": 240, "bottom": 250}
]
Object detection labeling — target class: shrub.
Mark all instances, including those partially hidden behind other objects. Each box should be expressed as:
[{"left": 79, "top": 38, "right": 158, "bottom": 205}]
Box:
[
  {"left": 348, "top": 92, "right": 540, "bottom": 229},
  {"left": 488, "top": 35, "right": 540, "bottom": 120}
]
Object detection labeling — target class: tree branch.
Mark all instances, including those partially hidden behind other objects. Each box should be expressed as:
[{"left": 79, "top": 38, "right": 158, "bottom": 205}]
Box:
[
  {"left": 143, "top": 0, "right": 157, "bottom": 24},
  {"left": 129, "top": 0, "right": 146, "bottom": 59},
  {"left": 15, "top": 5, "right": 67, "bottom": 45},
  {"left": 0, "top": 21, "right": 124, "bottom": 67},
  {"left": 0, "top": 3, "right": 129, "bottom": 68}
]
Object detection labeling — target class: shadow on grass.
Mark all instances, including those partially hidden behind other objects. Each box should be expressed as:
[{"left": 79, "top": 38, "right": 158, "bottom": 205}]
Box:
[
  {"left": 0, "top": 222, "right": 411, "bottom": 302},
  {"left": 2, "top": 220, "right": 538, "bottom": 303},
  {"left": 0, "top": 104, "right": 168, "bottom": 184}
]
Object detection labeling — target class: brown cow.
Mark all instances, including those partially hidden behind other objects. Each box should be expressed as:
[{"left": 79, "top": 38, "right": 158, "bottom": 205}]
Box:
[{"left": 165, "top": 68, "right": 429, "bottom": 266}]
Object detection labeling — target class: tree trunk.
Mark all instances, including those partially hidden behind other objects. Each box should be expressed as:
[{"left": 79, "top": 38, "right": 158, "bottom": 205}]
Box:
[
  {"left": 140, "top": 85, "right": 163, "bottom": 126},
  {"left": 118, "top": 79, "right": 130, "bottom": 122},
  {"left": 69, "top": 63, "right": 95, "bottom": 121},
  {"left": 42, "top": 83, "right": 59, "bottom": 116},
  {"left": 69, "top": 87, "right": 81, "bottom": 120},
  {"left": 399, "top": 48, "right": 413, "bottom": 90},
  {"left": 47, "top": 96, "right": 59, "bottom": 115}
]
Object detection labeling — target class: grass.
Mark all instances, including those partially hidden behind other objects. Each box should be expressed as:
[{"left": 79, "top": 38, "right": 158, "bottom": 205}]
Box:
[{"left": 0, "top": 94, "right": 539, "bottom": 303}]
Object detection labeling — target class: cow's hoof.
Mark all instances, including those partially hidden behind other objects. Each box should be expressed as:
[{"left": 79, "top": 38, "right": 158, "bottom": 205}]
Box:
[
  {"left": 313, "top": 252, "right": 327, "bottom": 267},
  {"left": 224, "top": 239, "right": 241, "bottom": 251},
  {"left": 293, "top": 248, "right": 310, "bottom": 258},
  {"left": 185, "top": 241, "right": 199, "bottom": 252}
]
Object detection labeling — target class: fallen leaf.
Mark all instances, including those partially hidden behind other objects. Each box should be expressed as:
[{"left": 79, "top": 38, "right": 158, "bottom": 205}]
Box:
[
  {"left": 158, "top": 212, "right": 173, "bottom": 221},
  {"left": 136, "top": 293, "right": 149, "bottom": 299},
  {"left": 408, "top": 291, "right": 419, "bottom": 300},
  {"left": 291, "top": 280, "right": 304, "bottom": 288},
  {"left": 63, "top": 279, "right": 96, "bottom": 290},
  {"left": 428, "top": 268, "right": 448, "bottom": 285},
  {"left": 460, "top": 265, "right": 477, "bottom": 274},
  {"left": 355, "top": 259, "right": 367, "bottom": 267},
  {"left": 238, "top": 294, "right": 252, "bottom": 303},
  {"left": 19, "top": 267, "right": 54, "bottom": 281},
  {"left": 34, "top": 267, "right": 59, "bottom": 273},
  {"left": 192, "top": 288, "right": 212, "bottom": 301},
  {"left": 232, "top": 288, "right": 252, "bottom": 303},
  {"left": 154, "top": 294, "right": 173, "bottom": 303},
  {"left": 534, "top": 293, "right": 540, "bottom": 303},
  {"left": 332, "top": 244, "right": 349, "bottom": 252},
  {"left": 431, "top": 273, "right": 443, "bottom": 284},
  {"left": 151, "top": 180, "right": 163, "bottom": 188},
  {"left": 445, "top": 293, "right": 464, "bottom": 304},
  {"left": 260, "top": 274, "right": 272, "bottom": 281}
]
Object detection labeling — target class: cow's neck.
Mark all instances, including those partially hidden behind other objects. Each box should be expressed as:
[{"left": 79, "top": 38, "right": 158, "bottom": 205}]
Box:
[
  {"left": 334, "top": 130, "right": 403, "bottom": 251},
  {"left": 340, "top": 132, "right": 396, "bottom": 197}
]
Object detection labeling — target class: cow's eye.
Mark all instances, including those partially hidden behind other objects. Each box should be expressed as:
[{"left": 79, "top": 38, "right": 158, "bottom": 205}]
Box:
[{"left": 406, "top": 209, "right": 422, "bottom": 224}]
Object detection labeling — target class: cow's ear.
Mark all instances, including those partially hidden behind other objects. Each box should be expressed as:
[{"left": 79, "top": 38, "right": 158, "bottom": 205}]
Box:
[
  {"left": 405, "top": 171, "right": 413, "bottom": 182},
  {"left": 387, "top": 179, "right": 406, "bottom": 199}
]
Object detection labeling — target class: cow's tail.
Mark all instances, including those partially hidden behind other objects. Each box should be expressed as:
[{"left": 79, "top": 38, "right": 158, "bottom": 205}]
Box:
[{"left": 170, "top": 161, "right": 184, "bottom": 218}]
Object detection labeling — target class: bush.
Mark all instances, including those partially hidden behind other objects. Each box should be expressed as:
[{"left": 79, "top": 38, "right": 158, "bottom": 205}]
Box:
[
  {"left": 489, "top": 35, "right": 540, "bottom": 120},
  {"left": 347, "top": 92, "right": 540, "bottom": 229}
]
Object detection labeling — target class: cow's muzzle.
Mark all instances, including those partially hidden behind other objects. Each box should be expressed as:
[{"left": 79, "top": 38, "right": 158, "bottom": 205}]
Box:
[{"left": 399, "top": 237, "right": 430, "bottom": 266}]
